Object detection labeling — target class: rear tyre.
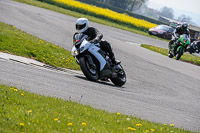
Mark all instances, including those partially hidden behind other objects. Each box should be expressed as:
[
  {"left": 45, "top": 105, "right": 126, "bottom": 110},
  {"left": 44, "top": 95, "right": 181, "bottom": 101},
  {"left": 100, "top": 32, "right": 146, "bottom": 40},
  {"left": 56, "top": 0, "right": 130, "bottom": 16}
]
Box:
[
  {"left": 110, "top": 65, "right": 126, "bottom": 86},
  {"left": 187, "top": 47, "right": 192, "bottom": 54},
  {"left": 197, "top": 48, "right": 200, "bottom": 54},
  {"left": 79, "top": 57, "right": 99, "bottom": 81}
]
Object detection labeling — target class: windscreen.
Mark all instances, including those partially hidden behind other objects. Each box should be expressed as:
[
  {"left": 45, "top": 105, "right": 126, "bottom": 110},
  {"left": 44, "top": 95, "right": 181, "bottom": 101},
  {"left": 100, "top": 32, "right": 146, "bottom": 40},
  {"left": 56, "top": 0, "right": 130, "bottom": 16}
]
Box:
[
  {"left": 74, "top": 33, "right": 88, "bottom": 48},
  {"left": 182, "top": 34, "right": 189, "bottom": 40},
  {"left": 75, "top": 33, "right": 85, "bottom": 41}
]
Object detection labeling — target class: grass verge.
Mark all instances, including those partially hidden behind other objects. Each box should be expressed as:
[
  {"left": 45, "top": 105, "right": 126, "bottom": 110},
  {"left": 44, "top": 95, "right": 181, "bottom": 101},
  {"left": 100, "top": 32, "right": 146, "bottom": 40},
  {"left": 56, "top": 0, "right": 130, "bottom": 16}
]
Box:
[
  {"left": 0, "top": 84, "right": 194, "bottom": 133},
  {"left": 14, "top": 0, "right": 167, "bottom": 42},
  {"left": 0, "top": 22, "right": 80, "bottom": 70},
  {"left": 141, "top": 44, "right": 200, "bottom": 66}
]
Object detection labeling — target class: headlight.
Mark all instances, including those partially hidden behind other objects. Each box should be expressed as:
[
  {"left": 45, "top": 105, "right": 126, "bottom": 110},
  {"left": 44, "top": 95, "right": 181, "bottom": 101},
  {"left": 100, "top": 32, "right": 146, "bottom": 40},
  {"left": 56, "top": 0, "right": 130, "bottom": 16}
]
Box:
[
  {"left": 71, "top": 50, "right": 79, "bottom": 56},
  {"left": 74, "top": 50, "right": 79, "bottom": 55}
]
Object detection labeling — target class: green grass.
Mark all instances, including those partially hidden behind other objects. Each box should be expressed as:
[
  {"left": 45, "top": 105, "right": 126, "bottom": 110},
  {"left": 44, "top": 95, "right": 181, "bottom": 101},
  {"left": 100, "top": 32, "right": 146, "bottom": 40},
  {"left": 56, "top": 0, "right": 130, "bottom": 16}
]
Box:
[
  {"left": 0, "top": 84, "right": 194, "bottom": 133},
  {"left": 0, "top": 22, "right": 80, "bottom": 70},
  {"left": 14, "top": 0, "right": 167, "bottom": 42},
  {"left": 141, "top": 44, "right": 200, "bottom": 66}
]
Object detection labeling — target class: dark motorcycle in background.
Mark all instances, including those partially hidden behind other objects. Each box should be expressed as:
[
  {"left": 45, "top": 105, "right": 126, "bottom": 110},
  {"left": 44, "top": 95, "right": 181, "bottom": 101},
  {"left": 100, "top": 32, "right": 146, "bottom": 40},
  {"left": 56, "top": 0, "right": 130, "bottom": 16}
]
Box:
[
  {"left": 187, "top": 40, "right": 200, "bottom": 54},
  {"left": 71, "top": 33, "right": 126, "bottom": 86}
]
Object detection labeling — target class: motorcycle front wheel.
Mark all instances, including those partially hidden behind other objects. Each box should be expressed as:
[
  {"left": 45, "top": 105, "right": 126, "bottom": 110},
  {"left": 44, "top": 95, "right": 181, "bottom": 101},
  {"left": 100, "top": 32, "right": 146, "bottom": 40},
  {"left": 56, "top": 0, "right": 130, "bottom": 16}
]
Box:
[
  {"left": 79, "top": 57, "right": 99, "bottom": 81},
  {"left": 176, "top": 47, "right": 183, "bottom": 60},
  {"left": 110, "top": 65, "right": 126, "bottom": 86}
]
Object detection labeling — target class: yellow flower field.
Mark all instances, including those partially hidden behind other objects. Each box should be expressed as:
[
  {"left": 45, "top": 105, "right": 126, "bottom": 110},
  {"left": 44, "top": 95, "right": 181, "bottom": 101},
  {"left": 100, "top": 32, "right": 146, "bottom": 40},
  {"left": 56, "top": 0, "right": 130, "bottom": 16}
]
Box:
[{"left": 53, "top": 0, "right": 157, "bottom": 30}]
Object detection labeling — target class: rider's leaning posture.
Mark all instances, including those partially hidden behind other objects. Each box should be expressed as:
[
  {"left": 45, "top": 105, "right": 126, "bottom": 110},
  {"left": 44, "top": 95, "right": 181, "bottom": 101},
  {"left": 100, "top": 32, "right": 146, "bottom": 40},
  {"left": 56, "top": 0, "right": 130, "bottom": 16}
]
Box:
[
  {"left": 73, "top": 18, "right": 120, "bottom": 65},
  {"left": 168, "top": 22, "right": 190, "bottom": 54}
]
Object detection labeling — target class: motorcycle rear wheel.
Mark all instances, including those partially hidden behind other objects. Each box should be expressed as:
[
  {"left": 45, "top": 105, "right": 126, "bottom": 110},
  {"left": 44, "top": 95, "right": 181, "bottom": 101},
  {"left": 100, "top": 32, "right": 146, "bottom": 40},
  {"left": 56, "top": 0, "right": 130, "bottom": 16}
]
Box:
[
  {"left": 79, "top": 57, "right": 99, "bottom": 81},
  {"left": 110, "top": 65, "right": 126, "bottom": 86}
]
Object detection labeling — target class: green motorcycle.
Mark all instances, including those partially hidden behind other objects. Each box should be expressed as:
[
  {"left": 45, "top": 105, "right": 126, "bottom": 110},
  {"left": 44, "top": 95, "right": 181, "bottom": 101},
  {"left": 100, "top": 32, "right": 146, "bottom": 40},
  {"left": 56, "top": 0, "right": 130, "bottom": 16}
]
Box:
[{"left": 168, "top": 34, "right": 190, "bottom": 60}]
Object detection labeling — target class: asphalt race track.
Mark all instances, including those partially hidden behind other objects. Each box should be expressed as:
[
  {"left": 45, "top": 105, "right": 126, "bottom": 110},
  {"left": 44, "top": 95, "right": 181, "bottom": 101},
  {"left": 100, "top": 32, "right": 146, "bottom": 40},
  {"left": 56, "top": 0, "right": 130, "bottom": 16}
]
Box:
[{"left": 0, "top": 0, "right": 200, "bottom": 131}]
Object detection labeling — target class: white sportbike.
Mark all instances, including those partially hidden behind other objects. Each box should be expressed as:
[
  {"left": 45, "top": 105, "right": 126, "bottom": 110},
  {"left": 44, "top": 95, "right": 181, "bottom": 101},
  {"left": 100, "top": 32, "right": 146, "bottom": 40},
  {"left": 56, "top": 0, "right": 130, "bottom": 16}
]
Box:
[{"left": 71, "top": 33, "right": 126, "bottom": 86}]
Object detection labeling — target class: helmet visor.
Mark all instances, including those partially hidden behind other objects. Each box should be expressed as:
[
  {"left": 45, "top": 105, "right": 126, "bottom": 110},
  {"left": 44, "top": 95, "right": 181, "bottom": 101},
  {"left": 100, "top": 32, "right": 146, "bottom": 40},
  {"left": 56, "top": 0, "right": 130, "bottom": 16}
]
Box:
[{"left": 76, "top": 23, "right": 86, "bottom": 30}]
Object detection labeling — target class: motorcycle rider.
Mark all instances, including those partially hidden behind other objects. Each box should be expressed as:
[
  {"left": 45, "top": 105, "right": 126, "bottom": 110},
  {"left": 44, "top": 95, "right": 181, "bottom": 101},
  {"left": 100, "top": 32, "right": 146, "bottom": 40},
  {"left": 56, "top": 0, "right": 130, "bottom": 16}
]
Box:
[
  {"left": 168, "top": 22, "right": 190, "bottom": 54},
  {"left": 73, "top": 18, "right": 120, "bottom": 65},
  {"left": 190, "top": 37, "right": 200, "bottom": 53}
]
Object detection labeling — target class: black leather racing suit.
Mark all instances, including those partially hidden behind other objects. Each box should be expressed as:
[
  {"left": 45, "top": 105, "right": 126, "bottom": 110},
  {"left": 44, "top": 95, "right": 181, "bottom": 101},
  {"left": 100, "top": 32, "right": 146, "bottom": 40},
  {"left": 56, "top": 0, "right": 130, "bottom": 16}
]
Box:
[{"left": 73, "top": 27, "right": 116, "bottom": 63}]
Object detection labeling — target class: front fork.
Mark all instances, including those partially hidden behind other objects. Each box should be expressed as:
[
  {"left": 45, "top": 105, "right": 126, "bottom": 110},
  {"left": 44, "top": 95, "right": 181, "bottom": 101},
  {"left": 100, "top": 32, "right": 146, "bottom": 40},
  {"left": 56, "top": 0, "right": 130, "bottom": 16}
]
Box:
[{"left": 74, "top": 56, "right": 80, "bottom": 65}]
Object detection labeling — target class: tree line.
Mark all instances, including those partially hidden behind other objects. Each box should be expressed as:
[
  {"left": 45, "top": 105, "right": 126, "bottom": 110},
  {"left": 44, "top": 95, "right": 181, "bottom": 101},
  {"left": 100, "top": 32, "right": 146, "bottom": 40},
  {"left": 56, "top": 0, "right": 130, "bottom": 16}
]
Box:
[
  {"left": 80, "top": 0, "right": 196, "bottom": 26},
  {"left": 159, "top": 6, "right": 195, "bottom": 25},
  {"left": 97, "top": 0, "right": 147, "bottom": 12}
]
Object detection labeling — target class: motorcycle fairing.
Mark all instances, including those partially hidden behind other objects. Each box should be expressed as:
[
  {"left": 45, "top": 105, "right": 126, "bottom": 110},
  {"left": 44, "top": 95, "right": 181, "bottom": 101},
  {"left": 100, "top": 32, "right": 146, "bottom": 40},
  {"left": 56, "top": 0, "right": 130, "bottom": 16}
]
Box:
[
  {"left": 71, "top": 46, "right": 78, "bottom": 56},
  {"left": 88, "top": 44, "right": 107, "bottom": 71}
]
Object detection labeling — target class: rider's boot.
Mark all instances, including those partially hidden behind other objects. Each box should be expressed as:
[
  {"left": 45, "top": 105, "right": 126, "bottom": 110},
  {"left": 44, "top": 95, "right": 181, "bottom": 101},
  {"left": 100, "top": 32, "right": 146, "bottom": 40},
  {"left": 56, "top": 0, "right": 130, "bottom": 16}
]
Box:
[
  {"left": 111, "top": 56, "right": 121, "bottom": 65},
  {"left": 168, "top": 42, "right": 174, "bottom": 58}
]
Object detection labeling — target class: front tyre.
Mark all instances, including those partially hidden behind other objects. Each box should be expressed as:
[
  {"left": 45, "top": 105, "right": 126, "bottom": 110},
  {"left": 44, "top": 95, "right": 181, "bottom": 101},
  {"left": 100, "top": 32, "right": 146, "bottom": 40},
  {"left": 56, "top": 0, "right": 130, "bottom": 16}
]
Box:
[
  {"left": 79, "top": 57, "right": 99, "bottom": 81},
  {"left": 110, "top": 65, "right": 126, "bottom": 86},
  {"left": 176, "top": 47, "right": 183, "bottom": 60}
]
